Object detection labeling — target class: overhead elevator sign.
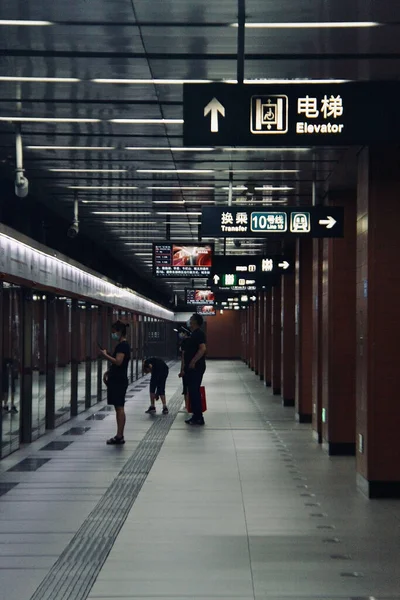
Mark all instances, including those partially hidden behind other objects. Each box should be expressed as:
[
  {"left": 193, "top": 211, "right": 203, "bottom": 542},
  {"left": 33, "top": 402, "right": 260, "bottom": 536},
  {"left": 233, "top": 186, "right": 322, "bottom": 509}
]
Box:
[
  {"left": 183, "top": 82, "right": 400, "bottom": 146},
  {"left": 201, "top": 206, "right": 344, "bottom": 238}
]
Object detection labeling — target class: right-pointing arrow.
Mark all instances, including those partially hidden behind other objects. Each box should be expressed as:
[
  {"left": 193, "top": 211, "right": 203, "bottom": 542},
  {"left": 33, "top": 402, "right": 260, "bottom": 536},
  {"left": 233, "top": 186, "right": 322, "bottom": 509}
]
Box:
[
  {"left": 319, "top": 216, "right": 337, "bottom": 229},
  {"left": 204, "top": 97, "right": 225, "bottom": 133},
  {"left": 278, "top": 261, "right": 290, "bottom": 270}
]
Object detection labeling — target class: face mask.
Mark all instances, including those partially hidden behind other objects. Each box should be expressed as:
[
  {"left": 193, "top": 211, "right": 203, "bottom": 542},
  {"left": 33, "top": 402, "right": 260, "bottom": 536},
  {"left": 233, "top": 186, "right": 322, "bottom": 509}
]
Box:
[{"left": 112, "top": 332, "right": 119, "bottom": 340}]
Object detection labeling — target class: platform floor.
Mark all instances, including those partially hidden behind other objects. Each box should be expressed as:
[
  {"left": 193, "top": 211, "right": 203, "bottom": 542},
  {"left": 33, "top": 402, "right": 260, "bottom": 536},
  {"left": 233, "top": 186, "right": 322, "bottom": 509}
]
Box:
[{"left": 0, "top": 360, "right": 399, "bottom": 600}]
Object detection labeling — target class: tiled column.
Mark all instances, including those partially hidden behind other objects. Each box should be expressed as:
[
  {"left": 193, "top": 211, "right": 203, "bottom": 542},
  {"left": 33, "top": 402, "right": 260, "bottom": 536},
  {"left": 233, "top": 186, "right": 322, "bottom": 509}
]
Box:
[
  {"left": 271, "top": 281, "right": 282, "bottom": 395},
  {"left": 257, "top": 293, "right": 265, "bottom": 379},
  {"left": 356, "top": 147, "right": 400, "bottom": 498},
  {"left": 249, "top": 304, "right": 255, "bottom": 371},
  {"left": 253, "top": 297, "right": 259, "bottom": 375},
  {"left": 295, "top": 238, "right": 313, "bottom": 423},
  {"left": 281, "top": 272, "right": 295, "bottom": 407},
  {"left": 263, "top": 289, "right": 272, "bottom": 387},
  {"left": 312, "top": 239, "right": 323, "bottom": 442},
  {"left": 321, "top": 192, "right": 357, "bottom": 455}
]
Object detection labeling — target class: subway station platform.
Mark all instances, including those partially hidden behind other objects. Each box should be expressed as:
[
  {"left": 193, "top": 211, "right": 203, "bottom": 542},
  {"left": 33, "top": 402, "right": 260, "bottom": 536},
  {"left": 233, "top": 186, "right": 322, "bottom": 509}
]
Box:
[{"left": 0, "top": 360, "right": 399, "bottom": 600}]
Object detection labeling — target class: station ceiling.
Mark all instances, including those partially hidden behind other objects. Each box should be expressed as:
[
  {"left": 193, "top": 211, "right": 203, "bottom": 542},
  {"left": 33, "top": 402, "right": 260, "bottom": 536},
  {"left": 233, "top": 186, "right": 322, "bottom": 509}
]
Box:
[{"left": 0, "top": 1, "right": 399, "bottom": 301}]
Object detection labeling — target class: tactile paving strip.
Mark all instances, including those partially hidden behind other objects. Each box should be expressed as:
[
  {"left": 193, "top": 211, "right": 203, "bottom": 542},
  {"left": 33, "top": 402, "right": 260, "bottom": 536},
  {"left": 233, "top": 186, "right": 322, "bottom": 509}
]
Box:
[{"left": 29, "top": 388, "right": 183, "bottom": 600}]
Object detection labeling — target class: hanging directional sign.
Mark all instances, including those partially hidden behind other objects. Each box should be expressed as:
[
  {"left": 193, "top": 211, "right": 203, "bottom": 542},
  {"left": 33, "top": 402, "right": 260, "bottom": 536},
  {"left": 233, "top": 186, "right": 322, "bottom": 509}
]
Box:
[
  {"left": 201, "top": 206, "right": 344, "bottom": 238},
  {"left": 184, "top": 82, "right": 400, "bottom": 147},
  {"left": 212, "top": 255, "right": 294, "bottom": 276},
  {"left": 209, "top": 272, "right": 278, "bottom": 292}
]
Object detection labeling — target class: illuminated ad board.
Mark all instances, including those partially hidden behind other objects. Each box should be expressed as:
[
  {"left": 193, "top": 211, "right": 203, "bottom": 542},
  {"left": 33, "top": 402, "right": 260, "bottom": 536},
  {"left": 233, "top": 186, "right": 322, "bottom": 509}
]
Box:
[
  {"left": 153, "top": 243, "right": 214, "bottom": 278},
  {"left": 185, "top": 289, "right": 215, "bottom": 306},
  {"left": 201, "top": 206, "right": 343, "bottom": 238},
  {"left": 184, "top": 82, "right": 400, "bottom": 147}
]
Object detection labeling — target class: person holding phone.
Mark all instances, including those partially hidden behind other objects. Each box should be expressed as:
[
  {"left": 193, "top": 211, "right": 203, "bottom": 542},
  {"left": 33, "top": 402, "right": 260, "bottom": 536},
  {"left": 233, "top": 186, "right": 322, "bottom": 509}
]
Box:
[{"left": 100, "top": 320, "right": 130, "bottom": 445}]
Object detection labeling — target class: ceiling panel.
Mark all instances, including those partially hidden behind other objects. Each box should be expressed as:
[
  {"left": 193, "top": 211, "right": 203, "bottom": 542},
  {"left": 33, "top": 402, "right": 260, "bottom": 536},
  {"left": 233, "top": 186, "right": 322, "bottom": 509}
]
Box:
[{"left": 0, "top": 0, "right": 398, "bottom": 303}]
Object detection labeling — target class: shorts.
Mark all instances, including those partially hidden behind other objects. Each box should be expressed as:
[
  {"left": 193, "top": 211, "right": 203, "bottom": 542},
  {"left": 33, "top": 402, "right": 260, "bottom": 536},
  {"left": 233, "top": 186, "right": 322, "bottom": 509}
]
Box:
[
  {"left": 150, "top": 370, "right": 169, "bottom": 396},
  {"left": 107, "top": 380, "right": 128, "bottom": 407}
]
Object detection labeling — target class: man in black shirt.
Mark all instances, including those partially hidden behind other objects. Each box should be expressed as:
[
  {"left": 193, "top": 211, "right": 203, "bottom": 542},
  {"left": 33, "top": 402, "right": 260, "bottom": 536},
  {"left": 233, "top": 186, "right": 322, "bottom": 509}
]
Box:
[
  {"left": 101, "top": 320, "right": 131, "bottom": 445},
  {"left": 184, "top": 314, "right": 207, "bottom": 426},
  {"left": 143, "top": 357, "right": 169, "bottom": 415},
  {"left": 178, "top": 327, "right": 191, "bottom": 411}
]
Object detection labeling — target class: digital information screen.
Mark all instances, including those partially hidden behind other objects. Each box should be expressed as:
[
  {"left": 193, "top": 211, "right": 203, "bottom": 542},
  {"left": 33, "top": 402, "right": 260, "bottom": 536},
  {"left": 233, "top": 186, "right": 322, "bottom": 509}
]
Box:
[
  {"left": 197, "top": 305, "right": 216, "bottom": 316},
  {"left": 153, "top": 243, "right": 213, "bottom": 278},
  {"left": 185, "top": 289, "right": 215, "bottom": 306}
]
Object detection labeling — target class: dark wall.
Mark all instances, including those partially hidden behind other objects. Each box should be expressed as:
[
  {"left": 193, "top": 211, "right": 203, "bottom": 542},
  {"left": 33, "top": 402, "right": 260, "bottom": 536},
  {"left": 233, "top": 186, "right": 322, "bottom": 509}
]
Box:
[{"left": 0, "top": 177, "right": 171, "bottom": 307}]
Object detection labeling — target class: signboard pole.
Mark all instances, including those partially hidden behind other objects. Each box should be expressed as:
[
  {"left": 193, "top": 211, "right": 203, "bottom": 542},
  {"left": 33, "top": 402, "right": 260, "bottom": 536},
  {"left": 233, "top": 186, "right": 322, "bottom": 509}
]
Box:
[{"left": 237, "top": 0, "right": 245, "bottom": 85}]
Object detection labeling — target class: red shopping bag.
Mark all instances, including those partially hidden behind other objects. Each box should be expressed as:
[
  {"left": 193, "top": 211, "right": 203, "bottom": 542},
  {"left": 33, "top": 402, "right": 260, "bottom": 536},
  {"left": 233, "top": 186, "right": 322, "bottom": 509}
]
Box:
[{"left": 188, "top": 386, "right": 207, "bottom": 413}]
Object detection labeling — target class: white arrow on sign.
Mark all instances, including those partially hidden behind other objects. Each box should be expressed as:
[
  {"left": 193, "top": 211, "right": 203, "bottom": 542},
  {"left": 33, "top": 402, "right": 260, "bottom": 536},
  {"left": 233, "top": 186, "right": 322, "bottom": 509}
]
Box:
[
  {"left": 204, "top": 98, "right": 225, "bottom": 133},
  {"left": 213, "top": 274, "right": 220, "bottom": 285},
  {"left": 250, "top": 296, "right": 257, "bottom": 301},
  {"left": 278, "top": 261, "right": 290, "bottom": 270},
  {"left": 319, "top": 216, "right": 337, "bottom": 229}
]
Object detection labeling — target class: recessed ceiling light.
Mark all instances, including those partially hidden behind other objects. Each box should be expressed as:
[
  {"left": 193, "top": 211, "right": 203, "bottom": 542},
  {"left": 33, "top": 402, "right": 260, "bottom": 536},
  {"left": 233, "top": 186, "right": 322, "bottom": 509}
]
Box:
[
  {"left": 93, "top": 78, "right": 213, "bottom": 84},
  {"left": 0, "top": 20, "right": 54, "bottom": 26},
  {"left": 137, "top": 169, "right": 214, "bottom": 174},
  {"left": 135, "top": 252, "right": 153, "bottom": 256},
  {"left": 225, "top": 169, "right": 299, "bottom": 174},
  {"left": 231, "top": 21, "right": 380, "bottom": 28},
  {"left": 185, "top": 200, "right": 215, "bottom": 204},
  {"left": 82, "top": 200, "right": 145, "bottom": 204},
  {"left": 49, "top": 168, "right": 128, "bottom": 173},
  {"left": 244, "top": 78, "right": 349, "bottom": 84},
  {"left": 148, "top": 186, "right": 214, "bottom": 191},
  {"left": 221, "top": 185, "right": 248, "bottom": 191},
  {"left": 0, "top": 116, "right": 100, "bottom": 123},
  {"left": 103, "top": 221, "right": 157, "bottom": 225},
  {"left": 27, "top": 145, "right": 114, "bottom": 150},
  {"left": 125, "top": 147, "right": 215, "bottom": 152},
  {"left": 223, "top": 147, "right": 310, "bottom": 152},
  {"left": 124, "top": 242, "right": 153, "bottom": 245},
  {"left": 152, "top": 201, "right": 185, "bottom": 204},
  {"left": 93, "top": 211, "right": 151, "bottom": 215},
  {"left": 110, "top": 118, "right": 183, "bottom": 124},
  {"left": 167, "top": 221, "right": 201, "bottom": 225},
  {"left": 0, "top": 76, "right": 81, "bottom": 83},
  {"left": 157, "top": 212, "right": 201, "bottom": 215},
  {"left": 69, "top": 185, "right": 138, "bottom": 190},
  {"left": 255, "top": 186, "right": 294, "bottom": 191}
]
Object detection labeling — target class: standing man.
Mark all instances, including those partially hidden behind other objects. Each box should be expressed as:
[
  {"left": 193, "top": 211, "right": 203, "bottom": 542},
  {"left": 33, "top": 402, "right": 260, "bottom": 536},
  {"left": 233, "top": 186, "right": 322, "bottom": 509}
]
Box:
[
  {"left": 143, "top": 357, "right": 169, "bottom": 415},
  {"left": 178, "top": 327, "right": 191, "bottom": 411},
  {"left": 184, "top": 314, "right": 207, "bottom": 426}
]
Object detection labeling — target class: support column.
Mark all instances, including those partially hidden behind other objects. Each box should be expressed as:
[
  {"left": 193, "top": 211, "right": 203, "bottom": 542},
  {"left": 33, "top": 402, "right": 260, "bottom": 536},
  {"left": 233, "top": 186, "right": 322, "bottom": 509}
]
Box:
[
  {"left": 248, "top": 305, "right": 254, "bottom": 370},
  {"left": 46, "top": 295, "right": 56, "bottom": 430},
  {"left": 295, "top": 238, "right": 313, "bottom": 423},
  {"left": 70, "top": 299, "right": 79, "bottom": 417},
  {"left": 257, "top": 293, "right": 265, "bottom": 379},
  {"left": 321, "top": 192, "right": 357, "bottom": 456},
  {"left": 253, "top": 298, "right": 259, "bottom": 374},
  {"left": 312, "top": 239, "right": 323, "bottom": 442},
  {"left": 21, "top": 289, "right": 33, "bottom": 443},
  {"left": 356, "top": 147, "right": 400, "bottom": 498},
  {"left": 263, "top": 289, "right": 272, "bottom": 386},
  {"left": 281, "top": 272, "right": 295, "bottom": 407},
  {"left": 271, "top": 281, "right": 282, "bottom": 395}
]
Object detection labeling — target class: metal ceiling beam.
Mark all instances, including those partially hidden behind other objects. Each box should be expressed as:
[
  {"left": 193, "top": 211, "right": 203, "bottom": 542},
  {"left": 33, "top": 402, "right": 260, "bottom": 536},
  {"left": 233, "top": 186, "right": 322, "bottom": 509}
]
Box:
[{"left": 3, "top": 50, "right": 400, "bottom": 60}]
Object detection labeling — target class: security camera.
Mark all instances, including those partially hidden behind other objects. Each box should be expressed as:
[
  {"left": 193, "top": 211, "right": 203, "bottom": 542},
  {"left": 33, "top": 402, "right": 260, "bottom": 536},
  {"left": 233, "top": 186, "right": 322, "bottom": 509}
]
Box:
[
  {"left": 67, "top": 221, "right": 79, "bottom": 239},
  {"left": 234, "top": 239, "right": 242, "bottom": 248},
  {"left": 15, "top": 171, "right": 29, "bottom": 198}
]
